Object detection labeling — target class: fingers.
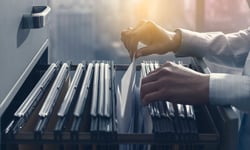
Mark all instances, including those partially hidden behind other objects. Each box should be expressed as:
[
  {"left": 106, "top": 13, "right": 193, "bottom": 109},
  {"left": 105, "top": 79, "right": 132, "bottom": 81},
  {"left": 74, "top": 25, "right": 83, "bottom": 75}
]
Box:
[
  {"left": 141, "top": 68, "right": 165, "bottom": 105},
  {"left": 121, "top": 29, "right": 138, "bottom": 59},
  {"left": 127, "top": 36, "right": 139, "bottom": 59},
  {"left": 135, "top": 45, "right": 155, "bottom": 58},
  {"left": 140, "top": 64, "right": 174, "bottom": 105},
  {"left": 121, "top": 20, "right": 174, "bottom": 59},
  {"left": 141, "top": 81, "right": 165, "bottom": 105},
  {"left": 140, "top": 61, "right": 208, "bottom": 106},
  {"left": 121, "top": 20, "right": 152, "bottom": 59},
  {"left": 141, "top": 70, "right": 159, "bottom": 84}
]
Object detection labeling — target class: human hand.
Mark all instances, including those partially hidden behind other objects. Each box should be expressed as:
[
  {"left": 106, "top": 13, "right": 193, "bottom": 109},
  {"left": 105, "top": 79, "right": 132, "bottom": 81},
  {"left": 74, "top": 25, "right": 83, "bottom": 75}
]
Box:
[
  {"left": 121, "top": 20, "right": 181, "bottom": 59},
  {"left": 141, "top": 61, "right": 209, "bottom": 105}
]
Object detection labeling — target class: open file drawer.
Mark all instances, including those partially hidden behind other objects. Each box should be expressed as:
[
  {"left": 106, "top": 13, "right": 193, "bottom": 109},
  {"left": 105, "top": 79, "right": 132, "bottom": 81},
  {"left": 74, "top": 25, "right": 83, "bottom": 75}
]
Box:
[{"left": 1, "top": 59, "right": 230, "bottom": 150}]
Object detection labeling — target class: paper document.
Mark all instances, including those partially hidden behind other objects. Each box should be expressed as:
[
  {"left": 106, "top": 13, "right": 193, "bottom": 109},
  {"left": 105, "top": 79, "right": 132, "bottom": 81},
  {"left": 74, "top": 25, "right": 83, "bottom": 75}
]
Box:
[
  {"left": 120, "top": 42, "right": 146, "bottom": 119},
  {"left": 121, "top": 56, "right": 136, "bottom": 117},
  {"left": 117, "top": 57, "right": 136, "bottom": 132},
  {"left": 118, "top": 42, "right": 146, "bottom": 132}
]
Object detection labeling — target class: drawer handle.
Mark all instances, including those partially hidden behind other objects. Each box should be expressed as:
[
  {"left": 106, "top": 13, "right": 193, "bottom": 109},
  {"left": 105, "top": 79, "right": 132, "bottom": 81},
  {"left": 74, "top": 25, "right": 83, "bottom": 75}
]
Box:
[{"left": 22, "top": 6, "right": 51, "bottom": 29}]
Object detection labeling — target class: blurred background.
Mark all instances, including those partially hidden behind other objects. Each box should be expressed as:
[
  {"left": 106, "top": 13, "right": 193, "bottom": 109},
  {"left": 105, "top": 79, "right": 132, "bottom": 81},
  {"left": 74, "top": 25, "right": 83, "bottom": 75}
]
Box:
[{"left": 47, "top": 0, "right": 250, "bottom": 71}]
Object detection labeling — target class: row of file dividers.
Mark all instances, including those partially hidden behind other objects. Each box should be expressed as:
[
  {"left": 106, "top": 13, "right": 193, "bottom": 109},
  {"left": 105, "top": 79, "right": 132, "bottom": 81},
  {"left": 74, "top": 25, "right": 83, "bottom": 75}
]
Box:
[{"left": 3, "top": 61, "right": 219, "bottom": 146}]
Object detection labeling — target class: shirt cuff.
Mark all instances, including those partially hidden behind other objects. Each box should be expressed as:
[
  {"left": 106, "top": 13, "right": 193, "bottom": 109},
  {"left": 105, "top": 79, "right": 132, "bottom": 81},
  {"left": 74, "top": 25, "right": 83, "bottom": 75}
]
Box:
[
  {"left": 209, "top": 73, "right": 250, "bottom": 112},
  {"left": 174, "top": 28, "right": 207, "bottom": 58}
]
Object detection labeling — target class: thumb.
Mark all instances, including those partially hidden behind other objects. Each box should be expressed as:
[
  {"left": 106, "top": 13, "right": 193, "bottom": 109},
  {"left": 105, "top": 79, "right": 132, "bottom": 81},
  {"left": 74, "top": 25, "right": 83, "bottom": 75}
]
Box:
[{"left": 135, "top": 46, "right": 155, "bottom": 58}]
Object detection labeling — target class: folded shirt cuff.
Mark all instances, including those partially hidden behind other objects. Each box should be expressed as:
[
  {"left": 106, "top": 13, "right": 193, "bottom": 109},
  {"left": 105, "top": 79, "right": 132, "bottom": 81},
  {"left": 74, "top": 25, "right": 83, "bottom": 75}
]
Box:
[
  {"left": 209, "top": 73, "right": 250, "bottom": 112},
  {"left": 174, "top": 28, "right": 208, "bottom": 58}
]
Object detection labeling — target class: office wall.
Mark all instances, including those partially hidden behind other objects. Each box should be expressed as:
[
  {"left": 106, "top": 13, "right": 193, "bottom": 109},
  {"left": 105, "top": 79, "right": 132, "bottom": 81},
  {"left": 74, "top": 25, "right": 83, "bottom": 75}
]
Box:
[{"left": 47, "top": 0, "right": 250, "bottom": 65}]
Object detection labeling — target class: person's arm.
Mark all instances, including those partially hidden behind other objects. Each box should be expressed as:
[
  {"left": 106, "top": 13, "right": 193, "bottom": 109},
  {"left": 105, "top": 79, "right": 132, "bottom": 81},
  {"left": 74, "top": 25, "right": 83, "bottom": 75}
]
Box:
[
  {"left": 121, "top": 21, "right": 250, "bottom": 112},
  {"left": 121, "top": 21, "right": 250, "bottom": 67},
  {"left": 175, "top": 28, "right": 250, "bottom": 68},
  {"left": 140, "top": 61, "right": 250, "bottom": 112},
  {"left": 175, "top": 28, "right": 250, "bottom": 112},
  {"left": 209, "top": 73, "right": 250, "bottom": 112}
]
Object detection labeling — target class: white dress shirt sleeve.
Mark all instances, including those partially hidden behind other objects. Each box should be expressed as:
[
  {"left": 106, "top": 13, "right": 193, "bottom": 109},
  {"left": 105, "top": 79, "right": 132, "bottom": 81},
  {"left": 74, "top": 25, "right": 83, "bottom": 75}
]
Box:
[
  {"left": 210, "top": 73, "right": 250, "bottom": 112},
  {"left": 175, "top": 28, "right": 250, "bottom": 68},
  {"left": 175, "top": 28, "right": 250, "bottom": 111}
]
